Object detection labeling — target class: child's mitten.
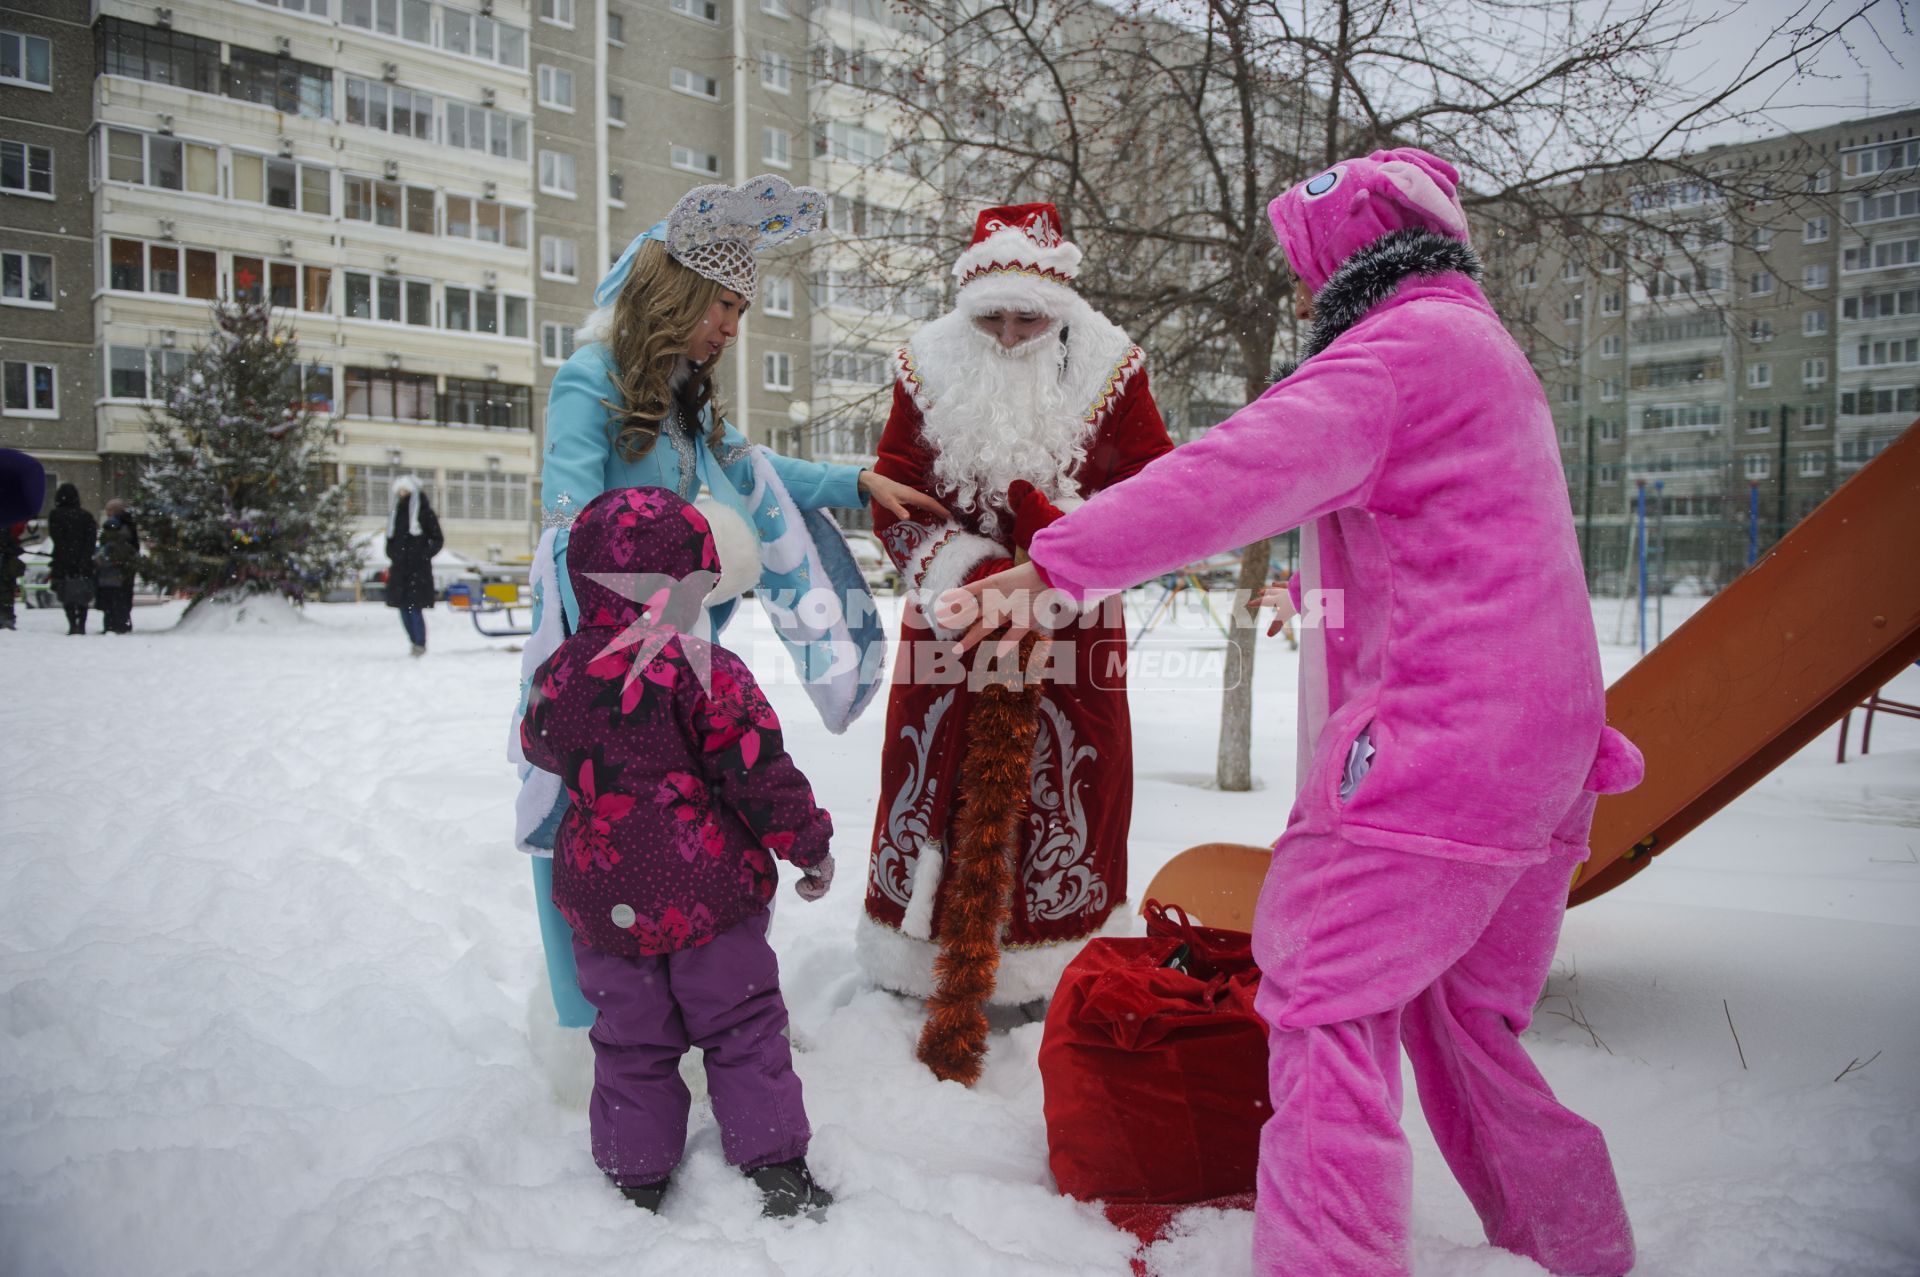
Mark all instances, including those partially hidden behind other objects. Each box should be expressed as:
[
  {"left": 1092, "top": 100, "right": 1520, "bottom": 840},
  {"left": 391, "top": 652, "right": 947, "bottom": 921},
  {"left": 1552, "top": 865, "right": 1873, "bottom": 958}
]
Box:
[{"left": 796, "top": 853, "right": 835, "bottom": 901}]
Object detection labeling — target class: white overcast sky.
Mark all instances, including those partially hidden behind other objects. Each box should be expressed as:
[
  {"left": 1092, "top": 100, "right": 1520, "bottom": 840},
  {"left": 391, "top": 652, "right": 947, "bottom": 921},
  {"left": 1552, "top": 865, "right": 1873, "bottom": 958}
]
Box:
[{"left": 1648, "top": 0, "right": 1916, "bottom": 145}]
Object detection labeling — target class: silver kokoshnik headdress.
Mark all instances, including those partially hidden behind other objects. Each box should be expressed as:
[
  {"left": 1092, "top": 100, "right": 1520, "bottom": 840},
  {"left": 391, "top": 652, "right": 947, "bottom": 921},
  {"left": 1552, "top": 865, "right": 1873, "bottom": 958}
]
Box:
[{"left": 594, "top": 174, "right": 826, "bottom": 308}]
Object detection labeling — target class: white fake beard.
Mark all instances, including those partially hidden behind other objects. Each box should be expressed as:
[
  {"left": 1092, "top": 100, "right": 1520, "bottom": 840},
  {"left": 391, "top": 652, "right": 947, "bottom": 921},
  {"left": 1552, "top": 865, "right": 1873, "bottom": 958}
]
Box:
[{"left": 920, "top": 326, "right": 1094, "bottom": 535}]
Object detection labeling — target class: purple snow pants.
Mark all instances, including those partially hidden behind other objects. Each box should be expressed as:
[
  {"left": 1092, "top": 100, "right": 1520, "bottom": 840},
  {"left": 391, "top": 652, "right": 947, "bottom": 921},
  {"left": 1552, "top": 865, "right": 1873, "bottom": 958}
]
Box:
[
  {"left": 1251, "top": 829, "right": 1635, "bottom": 1277},
  {"left": 571, "top": 910, "right": 810, "bottom": 1187}
]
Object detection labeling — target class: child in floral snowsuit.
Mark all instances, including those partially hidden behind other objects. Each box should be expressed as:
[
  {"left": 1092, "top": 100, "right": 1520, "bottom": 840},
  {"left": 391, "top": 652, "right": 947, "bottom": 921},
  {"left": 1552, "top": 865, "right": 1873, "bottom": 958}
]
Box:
[{"left": 521, "top": 485, "right": 837, "bottom": 1217}]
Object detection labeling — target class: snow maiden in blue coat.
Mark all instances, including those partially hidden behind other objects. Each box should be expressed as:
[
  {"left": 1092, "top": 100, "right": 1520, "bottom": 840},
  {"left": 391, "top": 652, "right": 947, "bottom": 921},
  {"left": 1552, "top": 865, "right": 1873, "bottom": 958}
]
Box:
[{"left": 509, "top": 175, "right": 947, "bottom": 1030}]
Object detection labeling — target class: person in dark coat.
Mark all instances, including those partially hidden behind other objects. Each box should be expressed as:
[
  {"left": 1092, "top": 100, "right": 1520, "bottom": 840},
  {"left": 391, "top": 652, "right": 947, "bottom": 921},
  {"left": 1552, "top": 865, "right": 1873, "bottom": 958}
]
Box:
[
  {"left": 0, "top": 519, "right": 25, "bottom": 631},
  {"left": 96, "top": 498, "right": 142, "bottom": 634},
  {"left": 385, "top": 475, "right": 443, "bottom": 656},
  {"left": 47, "top": 483, "right": 97, "bottom": 636}
]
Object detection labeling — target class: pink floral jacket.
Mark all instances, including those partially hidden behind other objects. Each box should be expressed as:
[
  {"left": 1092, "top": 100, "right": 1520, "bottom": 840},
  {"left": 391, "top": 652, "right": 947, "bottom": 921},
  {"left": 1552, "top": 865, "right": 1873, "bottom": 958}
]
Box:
[{"left": 520, "top": 486, "right": 833, "bottom": 956}]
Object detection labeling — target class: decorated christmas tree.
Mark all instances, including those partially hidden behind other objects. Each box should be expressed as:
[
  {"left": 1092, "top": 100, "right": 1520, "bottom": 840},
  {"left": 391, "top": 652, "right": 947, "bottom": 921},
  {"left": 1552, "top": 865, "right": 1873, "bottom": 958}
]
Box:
[{"left": 137, "top": 277, "right": 357, "bottom": 611}]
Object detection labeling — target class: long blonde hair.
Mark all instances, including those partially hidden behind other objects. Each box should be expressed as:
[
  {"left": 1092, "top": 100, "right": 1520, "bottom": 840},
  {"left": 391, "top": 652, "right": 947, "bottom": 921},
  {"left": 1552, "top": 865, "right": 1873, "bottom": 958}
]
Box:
[{"left": 604, "top": 240, "right": 729, "bottom": 462}]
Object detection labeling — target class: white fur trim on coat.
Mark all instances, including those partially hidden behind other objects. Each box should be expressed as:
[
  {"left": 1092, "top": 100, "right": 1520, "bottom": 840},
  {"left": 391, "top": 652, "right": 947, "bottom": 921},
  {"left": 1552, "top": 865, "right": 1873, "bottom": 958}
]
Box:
[
  {"left": 905, "top": 523, "right": 1007, "bottom": 641},
  {"left": 694, "top": 497, "right": 762, "bottom": 604},
  {"left": 899, "top": 845, "right": 944, "bottom": 940},
  {"left": 855, "top": 906, "right": 1137, "bottom": 1005}
]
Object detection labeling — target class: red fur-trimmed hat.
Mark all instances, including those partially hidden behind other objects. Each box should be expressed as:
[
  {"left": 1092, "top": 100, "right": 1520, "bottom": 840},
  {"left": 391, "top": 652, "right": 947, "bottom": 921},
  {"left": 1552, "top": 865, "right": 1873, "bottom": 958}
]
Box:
[{"left": 952, "top": 203, "right": 1084, "bottom": 316}]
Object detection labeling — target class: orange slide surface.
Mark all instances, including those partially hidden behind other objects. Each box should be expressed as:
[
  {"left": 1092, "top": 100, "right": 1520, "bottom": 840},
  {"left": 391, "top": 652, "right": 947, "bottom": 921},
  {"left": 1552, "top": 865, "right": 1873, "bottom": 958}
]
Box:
[{"left": 1143, "top": 421, "right": 1920, "bottom": 926}]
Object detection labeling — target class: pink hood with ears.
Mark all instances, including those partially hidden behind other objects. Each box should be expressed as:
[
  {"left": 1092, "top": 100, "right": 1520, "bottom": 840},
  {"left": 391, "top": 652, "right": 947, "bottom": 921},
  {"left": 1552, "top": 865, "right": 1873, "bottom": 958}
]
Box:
[{"left": 1269, "top": 148, "right": 1472, "bottom": 293}]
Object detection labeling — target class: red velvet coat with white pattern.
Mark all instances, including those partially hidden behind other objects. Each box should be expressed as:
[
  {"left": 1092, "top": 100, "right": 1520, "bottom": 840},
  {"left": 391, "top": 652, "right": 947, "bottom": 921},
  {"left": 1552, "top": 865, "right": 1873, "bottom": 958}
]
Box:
[{"left": 859, "top": 340, "right": 1173, "bottom": 1002}]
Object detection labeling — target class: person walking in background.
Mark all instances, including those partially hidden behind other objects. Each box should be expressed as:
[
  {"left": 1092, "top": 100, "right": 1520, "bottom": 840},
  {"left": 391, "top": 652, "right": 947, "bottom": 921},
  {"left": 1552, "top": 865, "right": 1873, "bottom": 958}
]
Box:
[
  {"left": 47, "top": 483, "right": 97, "bottom": 637},
  {"left": 95, "top": 499, "right": 142, "bottom": 635},
  {"left": 385, "top": 475, "right": 443, "bottom": 657},
  {"left": 0, "top": 519, "right": 24, "bottom": 631}
]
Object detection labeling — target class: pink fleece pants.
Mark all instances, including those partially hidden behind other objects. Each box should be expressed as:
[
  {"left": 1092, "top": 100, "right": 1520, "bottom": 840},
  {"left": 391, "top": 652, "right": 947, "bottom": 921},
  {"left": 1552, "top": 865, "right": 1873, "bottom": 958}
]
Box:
[{"left": 1251, "top": 829, "right": 1635, "bottom": 1276}]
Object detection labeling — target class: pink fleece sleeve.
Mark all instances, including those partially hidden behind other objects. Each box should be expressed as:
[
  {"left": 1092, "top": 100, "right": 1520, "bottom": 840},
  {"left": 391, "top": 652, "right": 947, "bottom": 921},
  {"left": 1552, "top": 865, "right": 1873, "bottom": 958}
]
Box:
[{"left": 1029, "top": 343, "right": 1398, "bottom": 598}]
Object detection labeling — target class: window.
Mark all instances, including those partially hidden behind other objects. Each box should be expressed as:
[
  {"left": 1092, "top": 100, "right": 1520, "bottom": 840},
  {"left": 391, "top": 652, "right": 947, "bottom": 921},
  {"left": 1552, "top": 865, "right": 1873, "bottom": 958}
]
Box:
[
  {"left": 762, "top": 127, "right": 791, "bottom": 168},
  {"left": 1805, "top": 402, "right": 1830, "bottom": 429},
  {"left": 1842, "top": 386, "right": 1919, "bottom": 416},
  {"left": 104, "top": 237, "right": 220, "bottom": 301},
  {"left": 607, "top": 173, "right": 625, "bottom": 205},
  {"left": 1639, "top": 403, "right": 1723, "bottom": 431},
  {"left": 670, "top": 146, "right": 721, "bottom": 176},
  {"left": 1803, "top": 264, "right": 1830, "bottom": 290},
  {"left": 672, "top": 0, "right": 721, "bottom": 22},
  {"left": 441, "top": 380, "right": 532, "bottom": 431},
  {"left": 232, "top": 152, "right": 331, "bottom": 215},
  {"left": 1747, "top": 407, "right": 1774, "bottom": 432},
  {"left": 1850, "top": 336, "right": 1920, "bottom": 370},
  {"left": 539, "top": 0, "right": 575, "bottom": 26},
  {"left": 443, "top": 101, "right": 529, "bottom": 160},
  {"left": 438, "top": 5, "right": 528, "bottom": 68},
  {"left": 1841, "top": 286, "right": 1920, "bottom": 321},
  {"left": 607, "top": 93, "right": 626, "bottom": 125},
  {"left": 96, "top": 18, "right": 223, "bottom": 93},
  {"left": 1601, "top": 291, "right": 1621, "bottom": 315},
  {"left": 104, "top": 345, "right": 188, "bottom": 401},
  {"left": 1800, "top": 450, "right": 1828, "bottom": 477},
  {"left": 538, "top": 149, "right": 577, "bottom": 197},
  {"left": 1808, "top": 170, "right": 1832, "bottom": 194},
  {"left": 1749, "top": 271, "right": 1774, "bottom": 297},
  {"left": 1600, "top": 334, "right": 1622, "bottom": 359},
  {"left": 346, "top": 77, "right": 436, "bottom": 140},
  {"left": 102, "top": 128, "right": 219, "bottom": 196},
  {"left": 343, "top": 0, "right": 431, "bottom": 41},
  {"left": 762, "top": 0, "right": 790, "bottom": 15},
  {"left": 1802, "top": 357, "right": 1828, "bottom": 387},
  {"left": 442, "top": 469, "right": 531, "bottom": 519},
  {"left": 1, "top": 140, "right": 52, "bottom": 197},
  {"left": 607, "top": 11, "right": 625, "bottom": 43},
  {"left": 763, "top": 351, "right": 792, "bottom": 390},
  {"left": 1559, "top": 259, "right": 1580, "bottom": 282},
  {"left": 542, "top": 323, "right": 576, "bottom": 363},
  {"left": 1598, "top": 377, "right": 1621, "bottom": 402},
  {"left": 1515, "top": 265, "right": 1537, "bottom": 288},
  {"left": 342, "top": 270, "right": 432, "bottom": 325},
  {"left": 762, "top": 51, "right": 791, "bottom": 93},
  {"left": 1747, "top": 362, "right": 1772, "bottom": 389},
  {"left": 1, "top": 250, "right": 52, "bottom": 307},
  {"left": 1600, "top": 418, "right": 1622, "bottom": 442},
  {"left": 231, "top": 256, "right": 306, "bottom": 310},
  {"left": 1802, "top": 216, "right": 1830, "bottom": 244},
  {"left": 1560, "top": 383, "right": 1581, "bottom": 404},
  {"left": 671, "top": 67, "right": 720, "bottom": 100},
  {"left": 1, "top": 29, "right": 51, "bottom": 89},
  {"left": 1744, "top": 454, "right": 1771, "bottom": 480},
  {"left": 226, "top": 48, "right": 332, "bottom": 118},
  {"left": 1600, "top": 248, "right": 1623, "bottom": 273},
  {"left": 1842, "top": 139, "right": 1920, "bottom": 179},
  {"left": 540, "top": 236, "right": 578, "bottom": 280},
  {"left": 1843, "top": 237, "right": 1920, "bottom": 273},
  {"left": 1844, "top": 188, "right": 1920, "bottom": 226},
  {"left": 1, "top": 359, "right": 55, "bottom": 416},
  {"left": 1751, "top": 227, "right": 1774, "bottom": 251},
  {"left": 762, "top": 275, "right": 794, "bottom": 317},
  {"left": 345, "top": 176, "right": 433, "bottom": 232},
  {"left": 344, "top": 367, "right": 437, "bottom": 421},
  {"left": 1804, "top": 309, "right": 1829, "bottom": 336},
  {"left": 445, "top": 194, "right": 528, "bottom": 248},
  {"left": 1750, "top": 319, "right": 1775, "bottom": 342},
  {"left": 538, "top": 64, "right": 574, "bottom": 110}
]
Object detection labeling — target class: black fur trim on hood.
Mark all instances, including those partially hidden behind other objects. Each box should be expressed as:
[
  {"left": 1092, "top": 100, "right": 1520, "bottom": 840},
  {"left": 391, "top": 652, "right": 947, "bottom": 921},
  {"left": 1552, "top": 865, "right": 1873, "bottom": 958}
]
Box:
[{"left": 1273, "top": 230, "right": 1482, "bottom": 382}]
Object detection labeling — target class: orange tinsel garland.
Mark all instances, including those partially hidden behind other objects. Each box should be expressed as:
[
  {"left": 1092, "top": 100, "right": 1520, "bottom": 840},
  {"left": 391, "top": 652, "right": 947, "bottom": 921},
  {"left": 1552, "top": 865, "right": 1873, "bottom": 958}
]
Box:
[{"left": 915, "top": 638, "right": 1048, "bottom": 1086}]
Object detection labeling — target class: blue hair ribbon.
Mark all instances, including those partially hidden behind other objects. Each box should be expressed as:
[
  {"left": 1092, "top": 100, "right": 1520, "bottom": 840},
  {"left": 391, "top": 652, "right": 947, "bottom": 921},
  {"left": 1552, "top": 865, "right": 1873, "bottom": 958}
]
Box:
[{"left": 595, "top": 219, "right": 669, "bottom": 307}]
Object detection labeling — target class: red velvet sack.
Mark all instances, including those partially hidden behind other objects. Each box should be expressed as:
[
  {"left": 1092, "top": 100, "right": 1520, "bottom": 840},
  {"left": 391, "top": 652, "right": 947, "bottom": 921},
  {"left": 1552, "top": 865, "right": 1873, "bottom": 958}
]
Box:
[{"left": 1039, "top": 902, "right": 1272, "bottom": 1214}]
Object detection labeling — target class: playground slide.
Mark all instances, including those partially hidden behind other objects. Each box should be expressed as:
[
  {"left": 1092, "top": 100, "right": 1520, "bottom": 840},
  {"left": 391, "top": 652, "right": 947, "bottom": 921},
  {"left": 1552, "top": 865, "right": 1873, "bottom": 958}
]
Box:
[{"left": 1141, "top": 420, "right": 1920, "bottom": 926}]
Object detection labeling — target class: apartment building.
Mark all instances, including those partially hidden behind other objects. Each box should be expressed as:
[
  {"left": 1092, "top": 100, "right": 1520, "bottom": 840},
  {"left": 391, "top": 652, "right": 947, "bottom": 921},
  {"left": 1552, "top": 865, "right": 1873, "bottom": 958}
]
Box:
[
  {"left": 0, "top": 0, "right": 542, "bottom": 559},
  {"left": 1489, "top": 108, "right": 1918, "bottom": 589},
  {"left": 529, "top": 0, "right": 814, "bottom": 454},
  {"left": 1, "top": 5, "right": 97, "bottom": 507}
]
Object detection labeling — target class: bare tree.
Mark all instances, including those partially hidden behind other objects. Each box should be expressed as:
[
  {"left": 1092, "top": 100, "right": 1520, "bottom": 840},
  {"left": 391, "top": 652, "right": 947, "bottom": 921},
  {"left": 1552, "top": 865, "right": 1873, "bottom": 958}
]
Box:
[{"left": 810, "top": 0, "right": 1905, "bottom": 789}]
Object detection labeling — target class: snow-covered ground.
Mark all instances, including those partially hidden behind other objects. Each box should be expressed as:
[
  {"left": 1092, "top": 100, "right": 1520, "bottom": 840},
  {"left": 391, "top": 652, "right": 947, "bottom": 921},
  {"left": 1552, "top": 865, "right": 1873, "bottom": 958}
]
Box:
[{"left": 2, "top": 590, "right": 1916, "bottom": 1276}]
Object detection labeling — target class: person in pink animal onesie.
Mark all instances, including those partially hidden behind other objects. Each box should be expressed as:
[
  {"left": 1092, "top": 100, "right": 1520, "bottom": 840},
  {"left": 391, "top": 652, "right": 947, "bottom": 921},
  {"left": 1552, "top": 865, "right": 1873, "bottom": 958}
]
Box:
[
  {"left": 520, "top": 485, "right": 837, "bottom": 1219},
  {"left": 948, "top": 148, "right": 1642, "bottom": 1276}
]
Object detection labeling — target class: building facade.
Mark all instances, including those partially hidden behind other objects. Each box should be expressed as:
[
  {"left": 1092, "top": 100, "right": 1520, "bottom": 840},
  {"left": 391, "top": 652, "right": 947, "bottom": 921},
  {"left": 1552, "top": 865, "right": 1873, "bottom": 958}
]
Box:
[{"left": 1489, "top": 108, "right": 1918, "bottom": 591}]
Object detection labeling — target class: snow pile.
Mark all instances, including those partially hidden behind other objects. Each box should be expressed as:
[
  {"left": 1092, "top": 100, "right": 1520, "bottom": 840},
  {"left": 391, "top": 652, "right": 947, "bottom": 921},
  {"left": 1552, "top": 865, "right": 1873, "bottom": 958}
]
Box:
[
  {"left": 169, "top": 591, "right": 312, "bottom": 633},
  {"left": 1, "top": 594, "right": 1917, "bottom": 1276}
]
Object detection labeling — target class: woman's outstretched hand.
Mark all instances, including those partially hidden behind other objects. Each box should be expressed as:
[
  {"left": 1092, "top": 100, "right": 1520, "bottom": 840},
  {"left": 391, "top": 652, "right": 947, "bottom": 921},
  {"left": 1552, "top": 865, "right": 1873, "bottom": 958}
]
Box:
[
  {"left": 1253, "top": 583, "right": 1297, "bottom": 637},
  {"left": 859, "top": 470, "right": 950, "bottom": 522},
  {"left": 939, "top": 559, "right": 1050, "bottom": 657}
]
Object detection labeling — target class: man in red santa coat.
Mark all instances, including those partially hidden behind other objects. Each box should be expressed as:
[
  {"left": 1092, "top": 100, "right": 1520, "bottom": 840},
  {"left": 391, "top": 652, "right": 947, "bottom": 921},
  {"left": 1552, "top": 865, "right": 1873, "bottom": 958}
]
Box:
[{"left": 860, "top": 202, "right": 1174, "bottom": 1005}]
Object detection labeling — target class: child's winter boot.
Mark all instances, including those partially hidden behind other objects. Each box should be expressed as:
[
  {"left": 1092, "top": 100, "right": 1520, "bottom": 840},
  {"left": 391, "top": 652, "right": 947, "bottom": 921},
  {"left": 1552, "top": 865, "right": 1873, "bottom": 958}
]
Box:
[
  {"left": 746, "top": 1157, "right": 832, "bottom": 1220},
  {"left": 616, "top": 1178, "right": 669, "bottom": 1212}
]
